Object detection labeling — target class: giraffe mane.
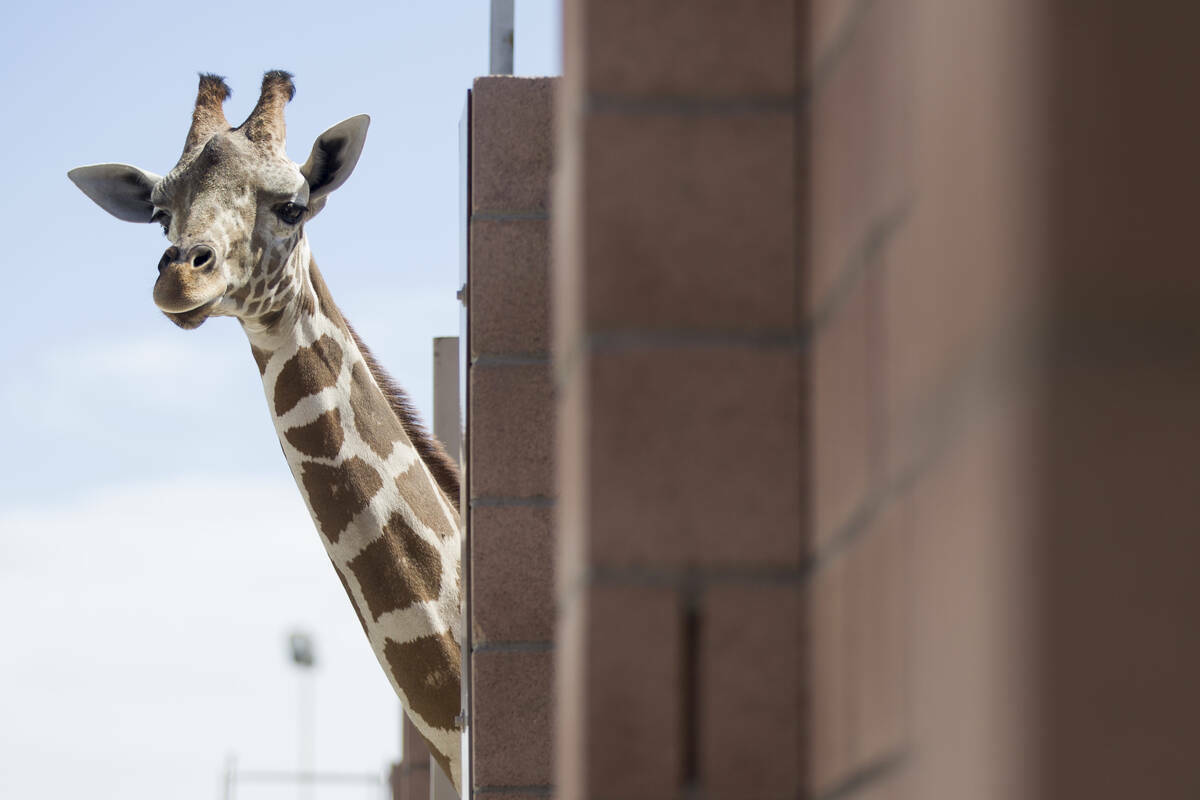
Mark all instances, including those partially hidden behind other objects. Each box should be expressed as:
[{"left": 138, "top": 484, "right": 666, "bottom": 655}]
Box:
[{"left": 307, "top": 260, "right": 462, "bottom": 508}]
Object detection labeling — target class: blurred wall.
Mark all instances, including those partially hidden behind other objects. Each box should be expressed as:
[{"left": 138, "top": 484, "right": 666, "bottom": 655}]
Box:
[{"left": 548, "top": 1, "right": 1200, "bottom": 799}]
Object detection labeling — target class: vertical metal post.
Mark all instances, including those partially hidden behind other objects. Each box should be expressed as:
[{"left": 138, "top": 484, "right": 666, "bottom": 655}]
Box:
[
  {"left": 223, "top": 753, "right": 237, "bottom": 800},
  {"left": 433, "top": 337, "right": 463, "bottom": 468},
  {"left": 288, "top": 631, "right": 317, "bottom": 800},
  {"left": 431, "top": 760, "right": 458, "bottom": 800},
  {"left": 433, "top": 334, "right": 462, "bottom": 800},
  {"left": 456, "top": 89, "right": 473, "bottom": 800},
  {"left": 432, "top": 335, "right": 462, "bottom": 800},
  {"left": 489, "top": 0, "right": 514, "bottom": 74},
  {"left": 298, "top": 668, "right": 315, "bottom": 800}
]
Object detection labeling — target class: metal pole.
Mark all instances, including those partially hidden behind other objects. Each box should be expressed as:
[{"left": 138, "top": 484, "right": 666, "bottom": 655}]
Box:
[
  {"left": 433, "top": 337, "right": 462, "bottom": 466},
  {"left": 432, "top": 337, "right": 463, "bottom": 800},
  {"left": 299, "top": 668, "right": 315, "bottom": 800},
  {"left": 457, "top": 90, "right": 473, "bottom": 800},
  {"left": 223, "top": 753, "right": 237, "bottom": 800},
  {"left": 489, "top": 0, "right": 514, "bottom": 74},
  {"left": 288, "top": 631, "right": 317, "bottom": 800}
]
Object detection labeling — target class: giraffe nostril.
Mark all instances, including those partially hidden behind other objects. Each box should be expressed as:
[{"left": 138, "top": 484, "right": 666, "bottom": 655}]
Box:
[{"left": 191, "top": 246, "right": 215, "bottom": 271}]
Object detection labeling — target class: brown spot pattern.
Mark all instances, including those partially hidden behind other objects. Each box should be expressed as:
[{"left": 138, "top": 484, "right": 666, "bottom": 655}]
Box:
[
  {"left": 274, "top": 334, "right": 343, "bottom": 416},
  {"left": 228, "top": 283, "right": 252, "bottom": 303},
  {"left": 384, "top": 632, "right": 461, "bottom": 732},
  {"left": 395, "top": 464, "right": 456, "bottom": 540},
  {"left": 249, "top": 344, "right": 271, "bottom": 375},
  {"left": 285, "top": 408, "right": 344, "bottom": 458},
  {"left": 349, "top": 362, "right": 410, "bottom": 459},
  {"left": 348, "top": 511, "right": 442, "bottom": 620},
  {"left": 301, "top": 456, "right": 382, "bottom": 543},
  {"left": 331, "top": 559, "right": 370, "bottom": 637}
]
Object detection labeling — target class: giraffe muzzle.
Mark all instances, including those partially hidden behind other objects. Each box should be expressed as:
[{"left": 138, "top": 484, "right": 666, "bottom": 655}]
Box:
[{"left": 153, "top": 244, "right": 226, "bottom": 319}]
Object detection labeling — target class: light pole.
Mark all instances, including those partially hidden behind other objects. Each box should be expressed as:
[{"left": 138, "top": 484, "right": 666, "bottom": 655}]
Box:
[{"left": 288, "top": 630, "right": 316, "bottom": 800}]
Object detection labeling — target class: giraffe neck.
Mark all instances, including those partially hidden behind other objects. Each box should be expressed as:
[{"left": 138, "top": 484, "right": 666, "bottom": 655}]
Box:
[{"left": 242, "top": 238, "right": 462, "bottom": 789}]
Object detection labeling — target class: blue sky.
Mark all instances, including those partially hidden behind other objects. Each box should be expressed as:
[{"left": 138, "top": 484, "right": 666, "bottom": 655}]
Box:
[{"left": 0, "top": 2, "right": 559, "bottom": 797}]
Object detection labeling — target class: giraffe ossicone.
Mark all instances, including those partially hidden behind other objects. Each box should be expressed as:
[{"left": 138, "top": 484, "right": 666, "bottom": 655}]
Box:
[{"left": 68, "top": 71, "right": 464, "bottom": 791}]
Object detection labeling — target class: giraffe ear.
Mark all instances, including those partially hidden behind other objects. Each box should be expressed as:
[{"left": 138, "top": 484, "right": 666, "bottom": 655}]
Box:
[
  {"left": 68, "top": 163, "right": 162, "bottom": 223},
  {"left": 300, "top": 115, "right": 370, "bottom": 202}
]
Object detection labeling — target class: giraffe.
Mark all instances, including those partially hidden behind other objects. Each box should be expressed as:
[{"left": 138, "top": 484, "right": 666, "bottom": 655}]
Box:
[{"left": 68, "top": 72, "right": 464, "bottom": 790}]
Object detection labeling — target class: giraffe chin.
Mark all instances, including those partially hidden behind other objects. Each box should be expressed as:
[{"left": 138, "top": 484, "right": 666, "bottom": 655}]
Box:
[{"left": 163, "top": 300, "right": 217, "bottom": 330}]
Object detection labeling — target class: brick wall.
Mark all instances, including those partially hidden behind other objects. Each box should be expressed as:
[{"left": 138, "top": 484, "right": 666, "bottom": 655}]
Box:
[
  {"left": 391, "top": 720, "right": 432, "bottom": 800},
  {"left": 554, "top": 2, "right": 805, "bottom": 798},
  {"left": 808, "top": 1, "right": 1035, "bottom": 796},
  {"left": 807, "top": 2, "right": 1200, "bottom": 797},
  {"left": 466, "top": 76, "right": 557, "bottom": 799},
  {"left": 1036, "top": 3, "right": 1200, "bottom": 796},
  {"left": 550, "top": 2, "right": 1200, "bottom": 800}
]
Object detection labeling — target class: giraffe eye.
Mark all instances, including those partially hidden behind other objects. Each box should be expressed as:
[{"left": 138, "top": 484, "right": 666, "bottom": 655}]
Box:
[
  {"left": 276, "top": 202, "right": 305, "bottom": 225},
  {"left": 150, "top": 209, "right": 171, "bottom": 236}
]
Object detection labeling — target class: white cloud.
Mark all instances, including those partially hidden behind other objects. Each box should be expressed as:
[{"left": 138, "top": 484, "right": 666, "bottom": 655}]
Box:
[{"left": 0, "top": 475, "right": 402, "bottom": 800}]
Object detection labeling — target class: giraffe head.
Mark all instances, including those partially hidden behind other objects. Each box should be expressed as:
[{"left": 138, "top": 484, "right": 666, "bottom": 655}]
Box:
[{"left": 69, "top": 71, "right": 369, "bottom": 330}]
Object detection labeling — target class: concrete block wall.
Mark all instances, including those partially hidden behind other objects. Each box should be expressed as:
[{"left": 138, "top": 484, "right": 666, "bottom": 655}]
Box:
[
  {"left": 551, "top": 1, "right": 1200, "bottom": 799},
  {"left": 554, "top": 2, "right": 806, "bottom": 798},
  {"left": 448, "top": 3, "right": 1200, "bottom": 798},
  {"left": 391, "top": 720, "right": 432, "bottom": 800},
  {"left": 807, "top": 2, "right": 1200, "bottom": 797},
  {"left": 1035, "top": 4, "right": 1200, "bottom": 796},
  {"left": 466, "top": 76, "right": 557, "bottom": 799}
]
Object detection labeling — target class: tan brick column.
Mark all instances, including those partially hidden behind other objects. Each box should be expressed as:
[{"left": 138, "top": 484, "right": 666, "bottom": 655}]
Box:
[
  {"left": 1034, "top": 4, "right": 1200, "bottom": 796},
  {"left": 806, "top": 1, "right": 1200, "bottom": 799},
  {"left": 550, "top": 2, "right": 1200, "bottom": 798},
  {"left": 555, "top": 3, "right": 806, "bottom": 798},
  {"left": 391, "top": 722, "right": 431, "bottom": 800},
  {"left": 466, "top": 76, "right": 557, "bottom": 799},
  {"left": 805, "top": 1, "right": 1028, "bottom": 795}
]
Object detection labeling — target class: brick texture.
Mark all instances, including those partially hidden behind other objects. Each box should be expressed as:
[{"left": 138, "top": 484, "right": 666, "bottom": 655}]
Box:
[
  {"left": 1035, "top": 9, "right": 1200, "bottom": 795},
  {"left": 393, "top": 697, "right": 432, "bottom": 800},
  {"left": 700, "top": 584, "right": 805, "bottom": 799},
  {"left": 582, "top": 583, "right": 683, "bottom": 798},
  {"left": 547, "top": 2, "right": 1200, "bottom": 800},
  {"left": 468, "top": 363, "right": 554, "bottom": 500},
  {"left": 584, "top": 346, "right": 804, "bottom": 568},
  {"left": 472, "top": 651, "right": 554, "bottom": 787},
  {"left": 469, "top": 220, "right": 550, "bottom": 357},
  {"left": 471, "top": 77, "right": 555, "bottom": 214},
  {"left": 812, "top": 269, "right": 877, "bottom": 548},
  {"left": 808, "top": 0, "right": 912, "bottom": 314},
  {"left": 471, "top": 504, "right": 554, "bottom": 644},
  {"left": 1037, "top": 361, "right": 1200, "bottom": 798},
  {"left": 809, "top": 0, "right": 861, "bottom": 74},
  {"left": 881, "top": 0, "right": 1040, "bottom": 483},
  {"left": 556, "top": 0, "right": 806, "bottom": 797},
  {"left": 467, "top": 77, "right": 558, "bottom": 799},
  {"left": 809, "top": 501, "right": 910, "bottom": 796},
  {"left": 906, "top": 393, "right": 1034, "bottom": 800},
  {"left": 580, "top": 111, "right": 797, "bottom": 334},
  {"left": 807, "top": 1, "right": 1039, "bottom": 799},
  {"left": 577, "top": 0, "right": 796, "bottom": 99}
]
